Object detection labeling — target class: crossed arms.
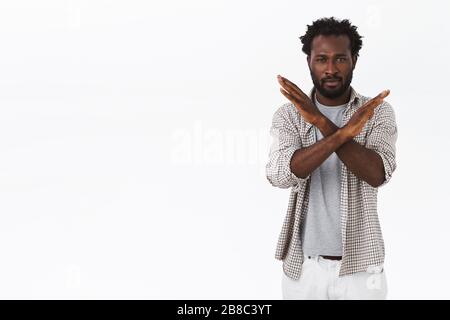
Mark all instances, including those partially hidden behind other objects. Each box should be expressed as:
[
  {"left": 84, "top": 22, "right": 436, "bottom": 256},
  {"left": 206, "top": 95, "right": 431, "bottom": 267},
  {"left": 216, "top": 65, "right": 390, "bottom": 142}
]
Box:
[{"left": 266, "top": 76, "right": 397, "bottom": 189}]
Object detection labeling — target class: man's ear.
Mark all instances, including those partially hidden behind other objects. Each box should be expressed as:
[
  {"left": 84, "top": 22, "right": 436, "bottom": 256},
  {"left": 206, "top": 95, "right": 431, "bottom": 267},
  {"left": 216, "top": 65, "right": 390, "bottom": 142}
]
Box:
[
  {"left": 307, "top": 55, "right": 311, "bottom": 66},
  {"left": 352, "top": 55, "right": 358, "bottom": 70}
]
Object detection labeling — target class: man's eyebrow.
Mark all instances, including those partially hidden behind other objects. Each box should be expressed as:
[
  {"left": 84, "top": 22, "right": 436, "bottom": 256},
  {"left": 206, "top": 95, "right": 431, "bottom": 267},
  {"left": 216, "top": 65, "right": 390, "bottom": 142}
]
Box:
[{"left": 314, "top": 53, "right": 348, "bottom": 57}]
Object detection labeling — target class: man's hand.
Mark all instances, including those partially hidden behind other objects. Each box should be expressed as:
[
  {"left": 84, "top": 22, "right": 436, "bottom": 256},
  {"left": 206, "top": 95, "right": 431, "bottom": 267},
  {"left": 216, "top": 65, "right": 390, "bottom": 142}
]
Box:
[
  {"left": 277, "top": 75, "right": 322, "bottom": 125},
  {"left": 342, "top": 90, "right": 390, "bottom": 139}
]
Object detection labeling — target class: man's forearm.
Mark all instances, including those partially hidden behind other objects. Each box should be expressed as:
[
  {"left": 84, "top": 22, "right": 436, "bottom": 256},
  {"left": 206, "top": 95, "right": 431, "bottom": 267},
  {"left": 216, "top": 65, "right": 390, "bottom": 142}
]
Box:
[
  {"left": 290, "top": 128, "right": 350, "bottom": 179},
  {"left": 314, "top": 116, "right": 385, "bottom": 187}
]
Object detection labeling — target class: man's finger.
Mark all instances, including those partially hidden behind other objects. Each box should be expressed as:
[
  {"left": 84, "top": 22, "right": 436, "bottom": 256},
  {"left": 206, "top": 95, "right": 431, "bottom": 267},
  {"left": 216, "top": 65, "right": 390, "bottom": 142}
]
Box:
[
  {"left": 279, "top": 76, "right": 307, "bottom": 98},
  {"left": 279, "top": 83, "right": 305, "bottom": 104},
  {"left": 279, "top": 76, "right": 307, "bottom": 96},
  {"left": 362, "top": 89, "right": 390, "bottom": 111},
  {"left": 375, "top": 89, "right": 390, "bottom": 100},
  {"left": 279, "top": 87, "right": 294, "bottom": 103},
  {"left": 278, "top": 80, "right": 304, "bottom": 102},
  {"left": 371, "top": 90, "right": 390, "bottom": 105},
  {"left": 365, "top": 89, "right": 389, "bottom": 101},
  {"left": 280, "top": 87, "right": 303, "bottom": 109},
  {"left": 277, "top": 75, "right": 307, "bottom": 101}
]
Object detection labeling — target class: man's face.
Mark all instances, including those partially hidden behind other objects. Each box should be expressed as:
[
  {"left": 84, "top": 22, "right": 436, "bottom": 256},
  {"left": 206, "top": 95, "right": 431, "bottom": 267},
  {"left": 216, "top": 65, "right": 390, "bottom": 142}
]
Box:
[{"left": 307, "top": 34, "right": 356, "bottom": 99}]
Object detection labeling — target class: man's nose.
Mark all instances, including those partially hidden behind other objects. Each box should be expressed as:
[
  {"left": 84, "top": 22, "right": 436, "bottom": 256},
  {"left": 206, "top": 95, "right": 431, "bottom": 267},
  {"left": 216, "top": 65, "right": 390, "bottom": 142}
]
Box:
[{"left": 325, "top": 60, "right": 339, "bottom": 75}]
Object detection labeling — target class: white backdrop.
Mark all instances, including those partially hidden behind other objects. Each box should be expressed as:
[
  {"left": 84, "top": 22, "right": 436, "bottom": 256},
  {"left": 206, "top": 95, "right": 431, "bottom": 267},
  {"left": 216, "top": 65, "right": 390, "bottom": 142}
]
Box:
[{"left": 0, "top": 0, "right": 448, "bottom": 299}]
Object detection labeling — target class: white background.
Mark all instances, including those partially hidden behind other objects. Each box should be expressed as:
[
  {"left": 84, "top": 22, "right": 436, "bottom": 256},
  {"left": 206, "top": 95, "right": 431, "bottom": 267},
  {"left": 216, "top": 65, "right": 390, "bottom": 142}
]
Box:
[{"left": 0, "top": 0, "right": 448, "bottom": 299}]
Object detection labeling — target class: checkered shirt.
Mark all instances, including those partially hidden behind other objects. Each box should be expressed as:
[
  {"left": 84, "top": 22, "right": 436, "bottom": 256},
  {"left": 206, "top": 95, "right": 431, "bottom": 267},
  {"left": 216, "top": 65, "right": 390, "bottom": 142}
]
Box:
[{"left": 266, "top": 86, "right": 398, "bottom": 280}]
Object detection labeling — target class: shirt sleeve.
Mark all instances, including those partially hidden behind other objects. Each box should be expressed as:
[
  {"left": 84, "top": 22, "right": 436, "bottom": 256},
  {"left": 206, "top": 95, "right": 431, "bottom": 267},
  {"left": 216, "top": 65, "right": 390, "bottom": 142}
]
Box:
[
  {"left": 265, "top": 104, "right": 310, "bottom": 192},
  {"left": 365, "top": 101, "right": 398, "bottom": 187}
]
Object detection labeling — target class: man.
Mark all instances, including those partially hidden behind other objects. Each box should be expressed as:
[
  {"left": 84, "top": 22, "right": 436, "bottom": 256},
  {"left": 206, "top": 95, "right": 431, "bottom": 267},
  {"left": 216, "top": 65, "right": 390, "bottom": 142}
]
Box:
[{"left": 265, "top": 17, "right": 397, "bottom": 299}]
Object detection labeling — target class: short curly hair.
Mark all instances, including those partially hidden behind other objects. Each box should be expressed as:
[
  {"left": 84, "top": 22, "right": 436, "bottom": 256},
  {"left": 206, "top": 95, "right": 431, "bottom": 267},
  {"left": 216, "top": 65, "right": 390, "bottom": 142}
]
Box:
[{"left": 299, "top": 17, "right": 363, "bottom": 57}]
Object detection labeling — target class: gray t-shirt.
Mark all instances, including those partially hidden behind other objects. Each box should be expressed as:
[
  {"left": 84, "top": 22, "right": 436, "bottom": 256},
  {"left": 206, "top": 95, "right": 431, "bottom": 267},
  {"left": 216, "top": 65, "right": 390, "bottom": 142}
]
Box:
[{"left": 300, "top": 95, "right": 347, "bottom": 256}]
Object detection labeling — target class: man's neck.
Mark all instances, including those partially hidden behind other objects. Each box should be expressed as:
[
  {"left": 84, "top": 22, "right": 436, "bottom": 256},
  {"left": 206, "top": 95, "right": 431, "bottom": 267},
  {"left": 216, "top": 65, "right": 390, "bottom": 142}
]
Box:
[{"left": 315, "top": 87, "right": 352, "bottom": 106}]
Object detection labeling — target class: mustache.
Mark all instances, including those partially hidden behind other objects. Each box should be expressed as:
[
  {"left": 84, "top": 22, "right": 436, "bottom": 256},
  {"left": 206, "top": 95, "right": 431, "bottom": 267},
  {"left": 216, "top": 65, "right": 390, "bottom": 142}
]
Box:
[{"left": 322, "top": 77, "right": 342, "bottom": 82}]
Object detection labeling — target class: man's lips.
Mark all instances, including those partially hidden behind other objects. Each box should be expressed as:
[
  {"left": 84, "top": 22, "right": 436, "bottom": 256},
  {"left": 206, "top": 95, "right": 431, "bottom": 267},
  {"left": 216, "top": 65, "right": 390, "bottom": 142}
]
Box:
[{"left": 323, "top": 79, "right": 341, "bottom": 87}]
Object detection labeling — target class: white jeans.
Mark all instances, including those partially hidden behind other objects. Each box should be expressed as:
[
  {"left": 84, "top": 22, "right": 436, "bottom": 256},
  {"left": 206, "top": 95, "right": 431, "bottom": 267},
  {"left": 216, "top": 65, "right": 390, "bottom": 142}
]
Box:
[{"left": 282, "top": 255, "right": 388, "bottom": 300}]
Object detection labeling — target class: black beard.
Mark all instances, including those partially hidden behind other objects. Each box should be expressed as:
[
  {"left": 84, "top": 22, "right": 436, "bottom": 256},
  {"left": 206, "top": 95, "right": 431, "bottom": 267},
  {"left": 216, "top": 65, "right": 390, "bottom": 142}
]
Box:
[{"left": 310, "top": 70, "right": 353, "bottom": 99}]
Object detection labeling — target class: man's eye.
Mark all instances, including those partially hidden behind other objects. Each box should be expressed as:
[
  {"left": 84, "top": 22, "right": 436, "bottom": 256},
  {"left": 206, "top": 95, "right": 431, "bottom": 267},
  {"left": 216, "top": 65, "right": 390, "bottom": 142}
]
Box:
[
  {"left": 337, "top": 57, "right": 347, "bottom": 62},
  {"left": 316, "top": 58, "right": 326, "bottom": 62}
]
